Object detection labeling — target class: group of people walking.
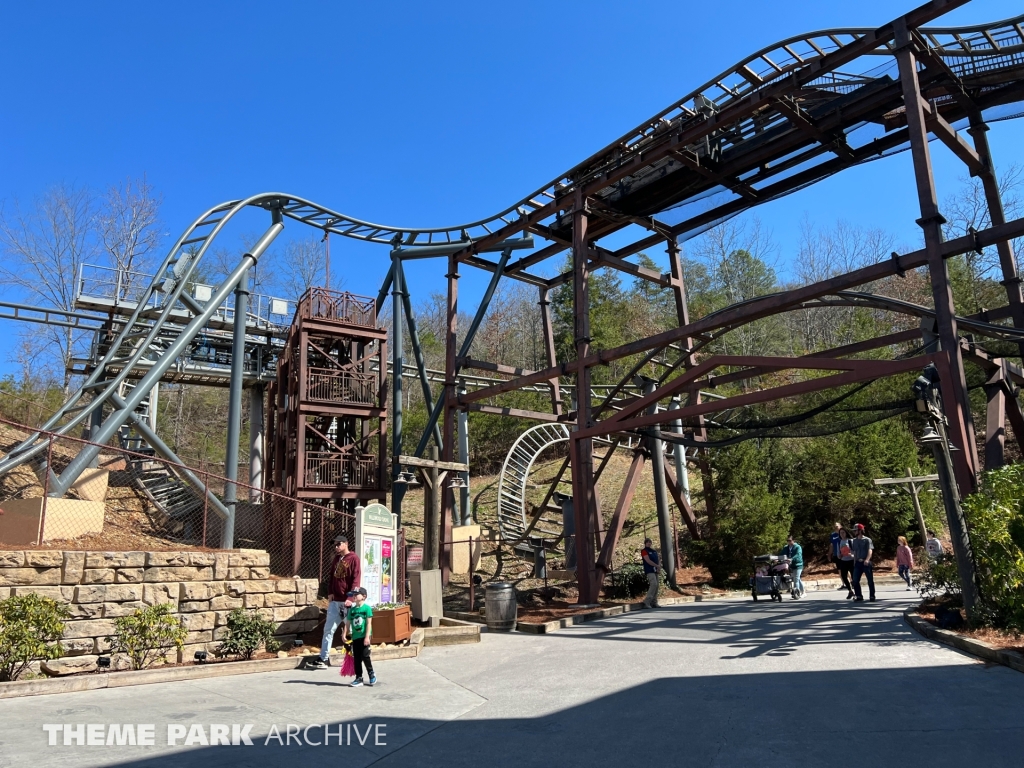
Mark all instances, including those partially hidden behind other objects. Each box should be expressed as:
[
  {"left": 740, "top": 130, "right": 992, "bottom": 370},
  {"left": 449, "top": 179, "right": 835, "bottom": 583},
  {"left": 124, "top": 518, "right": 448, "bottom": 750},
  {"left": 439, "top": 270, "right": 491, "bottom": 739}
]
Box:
[
  {"left": 828, "top": 522, "right": 878, "bottom": 601},
  {"left": 638, "top": 520, "right": 947, "bottom": 608}
]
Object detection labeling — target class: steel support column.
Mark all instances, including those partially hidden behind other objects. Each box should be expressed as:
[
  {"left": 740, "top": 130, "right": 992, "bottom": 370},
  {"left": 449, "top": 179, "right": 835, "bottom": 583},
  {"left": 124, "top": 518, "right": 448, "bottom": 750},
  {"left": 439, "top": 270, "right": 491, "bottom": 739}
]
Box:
[
  {"left": 984, "top": 364, "right": 1007, "bottom": 470},
  {"left": 397, "top": 259, "right": 442, "bottom": 451},
  {"left": 570, "top": 192, "right": 600, "bottom": 604},
  {"left": 49, "top": 217, "right": 284, "bottom": 498},
  {"left": 249, "top": 383, "right": 265, "bottom": 504},
  {"left": 391, "top": 252, "right": 405, "bottom": 526},
  {"left": 457, "top": 382, "right": 471, "bottom": 525},
  {"left": 539, "top": 287, "right": 563, "bottom": 416},
  {"left": 668, "top": 397, "right": 689, "bottom": 503},
  {"left": 413, "top": 247, "right": 513, "bottom": 457},
  {"left": 644, "top": 392, "right": 676, "bottom": 587},
  {"left": 595, "top": 450, "right": 646, "bottom": 575},
  {"left": 222, "top": 264, "right": 250, "bottom": 549},
  {"left": 667, "top": 236, "right": 716, "bottom": 522},
  {"left": 896, "top": 20, "right": 977, "bottom": 492}
]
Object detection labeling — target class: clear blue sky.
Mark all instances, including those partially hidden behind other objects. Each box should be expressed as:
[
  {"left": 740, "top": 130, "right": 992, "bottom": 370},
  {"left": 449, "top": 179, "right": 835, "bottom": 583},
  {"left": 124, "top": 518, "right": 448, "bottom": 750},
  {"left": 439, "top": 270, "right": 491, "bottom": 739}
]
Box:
[{"left": 1, "top": 0, "right": 1022, "bottom": 378}]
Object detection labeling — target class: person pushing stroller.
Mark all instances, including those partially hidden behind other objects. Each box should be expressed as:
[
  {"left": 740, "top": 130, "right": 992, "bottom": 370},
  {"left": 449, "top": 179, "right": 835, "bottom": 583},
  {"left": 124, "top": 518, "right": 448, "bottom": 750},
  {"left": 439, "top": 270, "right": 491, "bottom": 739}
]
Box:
[{"left": 780, "top": 535, "right": 805, "bottom": 599}]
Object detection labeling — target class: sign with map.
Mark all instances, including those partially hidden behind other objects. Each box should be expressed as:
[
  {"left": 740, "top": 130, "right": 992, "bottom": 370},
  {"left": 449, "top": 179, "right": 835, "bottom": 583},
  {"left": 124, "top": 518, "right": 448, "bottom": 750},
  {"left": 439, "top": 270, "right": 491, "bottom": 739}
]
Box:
[{"left": 355, "top": 504, "right": 397, "bottom": 606}]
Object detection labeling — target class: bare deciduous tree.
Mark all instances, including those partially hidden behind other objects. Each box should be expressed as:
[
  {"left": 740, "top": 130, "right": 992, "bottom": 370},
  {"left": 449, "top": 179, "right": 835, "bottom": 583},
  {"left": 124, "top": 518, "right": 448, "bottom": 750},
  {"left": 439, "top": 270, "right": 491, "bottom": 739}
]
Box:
[
  {"left": 0, "top": 184, "right": 98, "bottom": 394},
  {"left": 793, "top": 218, "right": 897, "bottom": 352},
  {"left": 280, "top": 235, "right": 330, "bottom": 301},
  {"left": 99, "top": 176, "right": 162, "bottom": 300},
  {"left": 942, "top": 164, "right": 1022, "bottom": 313}
]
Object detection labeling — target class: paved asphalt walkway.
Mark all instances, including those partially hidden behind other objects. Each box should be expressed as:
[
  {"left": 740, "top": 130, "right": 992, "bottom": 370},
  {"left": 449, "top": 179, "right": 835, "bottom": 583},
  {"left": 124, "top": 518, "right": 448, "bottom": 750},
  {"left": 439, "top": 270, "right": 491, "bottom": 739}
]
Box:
[{"left": 1, "top": 583, "right": 1021, "bottom": 767}]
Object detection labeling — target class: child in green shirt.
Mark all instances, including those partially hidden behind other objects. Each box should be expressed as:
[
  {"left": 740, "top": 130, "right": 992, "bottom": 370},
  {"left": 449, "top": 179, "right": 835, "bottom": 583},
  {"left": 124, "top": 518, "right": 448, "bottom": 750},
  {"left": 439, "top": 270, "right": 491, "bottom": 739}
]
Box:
[{"left": 344, "top": 587, "right": 375, "bottom": 687}]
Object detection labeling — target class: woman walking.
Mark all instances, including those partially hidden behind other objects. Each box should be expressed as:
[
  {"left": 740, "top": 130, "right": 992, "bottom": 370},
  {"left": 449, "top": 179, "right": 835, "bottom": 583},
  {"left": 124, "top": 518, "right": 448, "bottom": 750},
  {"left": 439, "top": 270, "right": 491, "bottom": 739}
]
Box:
[{"left": 896, "top": 535, "right": 914, "bottom": 590}]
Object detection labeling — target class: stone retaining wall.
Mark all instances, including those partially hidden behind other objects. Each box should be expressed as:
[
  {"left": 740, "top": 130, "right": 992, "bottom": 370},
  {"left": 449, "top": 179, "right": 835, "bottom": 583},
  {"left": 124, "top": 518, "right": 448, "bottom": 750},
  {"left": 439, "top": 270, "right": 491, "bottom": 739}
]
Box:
[{"left": 0, "top": 549, "right": 320, "bottom": 675}]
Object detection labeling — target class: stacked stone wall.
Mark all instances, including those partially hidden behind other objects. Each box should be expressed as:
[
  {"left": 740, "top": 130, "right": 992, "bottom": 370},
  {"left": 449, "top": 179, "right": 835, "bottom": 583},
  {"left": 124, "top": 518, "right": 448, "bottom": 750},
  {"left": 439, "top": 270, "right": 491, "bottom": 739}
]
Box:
[{"left": 0, "top": 549, "right": 320, "bottom": 675}]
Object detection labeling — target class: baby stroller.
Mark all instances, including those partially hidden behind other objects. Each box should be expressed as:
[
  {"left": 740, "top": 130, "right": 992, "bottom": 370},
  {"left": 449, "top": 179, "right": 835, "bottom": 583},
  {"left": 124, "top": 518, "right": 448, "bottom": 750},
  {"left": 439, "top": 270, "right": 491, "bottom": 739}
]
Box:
[{"left": 750, "top": 554, "right": 794, "bottom": 602}]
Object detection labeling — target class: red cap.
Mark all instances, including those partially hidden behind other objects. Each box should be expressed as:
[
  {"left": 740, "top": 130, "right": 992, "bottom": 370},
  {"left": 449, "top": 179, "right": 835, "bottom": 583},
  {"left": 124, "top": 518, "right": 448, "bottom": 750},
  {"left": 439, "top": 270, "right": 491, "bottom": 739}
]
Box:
[{"left": 855, "top": 523, "right": 865, "bottom": 530}]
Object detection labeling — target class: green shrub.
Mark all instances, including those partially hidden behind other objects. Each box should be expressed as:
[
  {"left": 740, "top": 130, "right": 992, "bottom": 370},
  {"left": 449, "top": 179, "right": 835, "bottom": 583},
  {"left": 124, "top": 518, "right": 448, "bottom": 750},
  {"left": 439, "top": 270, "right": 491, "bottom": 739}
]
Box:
[
  {"left": 960, "top": 464, "right": 1024, "bottom": 630},
  {"left": 218, "top": 608, "right": 277, "bottom": 660},
  {"left": 689, "top": 484, "right": 793, "bottom": 585},
  {"left": 915, "top": 554, "right": 962, "bottom": 601},
  {"left": 0, "top": 593, "right": 70, "bottom": 681},
  {"left": 107, "top": 603, "right": 187, "bottom": 670},
  {"left": 606, "top": 562, "right": 664, "bottom": 599}
]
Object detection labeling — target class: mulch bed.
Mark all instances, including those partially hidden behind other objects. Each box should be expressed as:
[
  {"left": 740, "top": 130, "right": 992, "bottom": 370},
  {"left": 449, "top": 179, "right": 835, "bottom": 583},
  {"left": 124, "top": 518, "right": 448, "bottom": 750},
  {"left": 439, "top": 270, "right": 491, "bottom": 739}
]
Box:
[{"left": 916, "top": 598, "right": 1024, "bottom": 654}]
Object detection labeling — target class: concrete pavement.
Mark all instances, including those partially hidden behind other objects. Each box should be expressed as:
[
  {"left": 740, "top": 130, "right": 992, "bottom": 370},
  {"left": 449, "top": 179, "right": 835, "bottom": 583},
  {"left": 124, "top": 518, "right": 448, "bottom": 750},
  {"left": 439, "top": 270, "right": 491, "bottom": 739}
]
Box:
[{"left": 0, "top": 583, "right": 1020, "bottom": 767}]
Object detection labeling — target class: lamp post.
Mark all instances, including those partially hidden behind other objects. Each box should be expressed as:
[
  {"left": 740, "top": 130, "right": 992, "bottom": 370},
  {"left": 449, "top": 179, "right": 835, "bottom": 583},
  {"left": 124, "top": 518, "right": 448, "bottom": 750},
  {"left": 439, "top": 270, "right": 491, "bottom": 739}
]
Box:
[
  {"left": 873, "top": 468, "right": 937, "bottom": 547},
  {"left": 912, "top": 364, "right": 981, "bottom": 619}
]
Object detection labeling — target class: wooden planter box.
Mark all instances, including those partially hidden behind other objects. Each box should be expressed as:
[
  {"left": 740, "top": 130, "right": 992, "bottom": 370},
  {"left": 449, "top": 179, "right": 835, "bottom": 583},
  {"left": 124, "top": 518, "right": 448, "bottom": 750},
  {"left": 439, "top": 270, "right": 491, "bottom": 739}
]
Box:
[{"left": 373, "top": 605, "right": 411, "bottom": 644}]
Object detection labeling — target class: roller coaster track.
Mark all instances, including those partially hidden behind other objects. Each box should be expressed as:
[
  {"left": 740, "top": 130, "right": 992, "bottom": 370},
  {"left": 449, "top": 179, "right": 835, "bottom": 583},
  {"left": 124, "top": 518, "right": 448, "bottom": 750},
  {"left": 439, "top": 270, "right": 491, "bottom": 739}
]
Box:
[
  {"left": 1, "top": 2, "right": 1022, "bottom": 495},
  {"left": 137, "top": 11, "right": 1024, "bottom": 251}
]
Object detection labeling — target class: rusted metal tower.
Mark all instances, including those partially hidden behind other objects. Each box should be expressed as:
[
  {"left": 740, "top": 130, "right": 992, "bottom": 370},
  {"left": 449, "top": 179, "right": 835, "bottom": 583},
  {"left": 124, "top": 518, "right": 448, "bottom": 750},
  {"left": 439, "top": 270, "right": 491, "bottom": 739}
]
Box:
[{"left": 265, "top": 287, "right": 388, "bottom": 575}]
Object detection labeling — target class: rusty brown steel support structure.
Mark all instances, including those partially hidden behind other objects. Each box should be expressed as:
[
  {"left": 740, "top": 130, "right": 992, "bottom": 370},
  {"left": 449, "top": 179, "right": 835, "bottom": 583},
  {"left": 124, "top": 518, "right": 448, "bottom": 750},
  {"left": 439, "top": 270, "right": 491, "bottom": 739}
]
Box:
[
  {"left": 539, "top": 287, "right": 563, "bottom": 416},
  {"left": 896, "top": 20, "right": 978, "bottom": 493},
  {"left": 569, "top": 191, "right": 601, "bottom": 604},
  {"left": 576, "top": 356, "right": 940, "bottom": 442},
  {"left": 984, "top": 364, "right": 1007, "bottom": 471},
  {"left": 968, "top": 116, "right": 1024, "bottom": 360},
  {"left": 1004, "top": 383, "right": 1024, "bottom": 459},
  {"left": 595, "top": 449, "right": 646, "bottom": 576},
  {"left": 440, "top": 253, "right": 459, "bottom": 584},
  {"left": 458, "top": 218, "right": 1024, "bottom": 411},
  {"left": 666, "top": 235, "right": 717, "bottom": 522}
]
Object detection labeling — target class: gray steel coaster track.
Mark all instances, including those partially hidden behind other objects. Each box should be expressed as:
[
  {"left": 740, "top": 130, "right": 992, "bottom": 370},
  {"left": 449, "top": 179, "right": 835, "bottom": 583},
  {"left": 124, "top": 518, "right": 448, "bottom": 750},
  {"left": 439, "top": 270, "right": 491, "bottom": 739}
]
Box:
[{"left": 1, "top": 4, "right": 1021, "bottom": 539}]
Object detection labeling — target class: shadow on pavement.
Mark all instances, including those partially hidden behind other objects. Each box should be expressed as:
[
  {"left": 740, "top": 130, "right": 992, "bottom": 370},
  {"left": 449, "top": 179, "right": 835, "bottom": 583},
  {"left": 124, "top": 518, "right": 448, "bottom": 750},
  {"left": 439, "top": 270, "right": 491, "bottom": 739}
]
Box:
[
  {"left": 89, "top": 664, "right": 1024, "bottom": 768},
  {"left": 541, "top": 593, "right": 923, "bottom": 658}
]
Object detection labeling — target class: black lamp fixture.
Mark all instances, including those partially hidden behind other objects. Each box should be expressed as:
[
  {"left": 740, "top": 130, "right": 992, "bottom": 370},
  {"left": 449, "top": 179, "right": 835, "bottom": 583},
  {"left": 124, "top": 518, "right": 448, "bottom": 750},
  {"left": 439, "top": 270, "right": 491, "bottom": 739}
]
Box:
[
  {"left": 96, "top": 656, "right": 111, "bottom": 671},
  {"left": 293, "top": 639, "right": 304, "bottom": 648},
  {"left": 394, "top": 468, "right": 418, "bottom": 486},
  {"left": 194, "top": 650, "right": 208, "bottom": 664}
]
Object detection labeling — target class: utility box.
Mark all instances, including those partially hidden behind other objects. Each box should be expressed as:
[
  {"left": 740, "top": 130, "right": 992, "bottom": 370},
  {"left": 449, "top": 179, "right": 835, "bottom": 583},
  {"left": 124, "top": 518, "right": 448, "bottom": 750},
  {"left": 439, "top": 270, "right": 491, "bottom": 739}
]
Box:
[{"left": 409, "top": 568, "right": 443, "bottom": 622}]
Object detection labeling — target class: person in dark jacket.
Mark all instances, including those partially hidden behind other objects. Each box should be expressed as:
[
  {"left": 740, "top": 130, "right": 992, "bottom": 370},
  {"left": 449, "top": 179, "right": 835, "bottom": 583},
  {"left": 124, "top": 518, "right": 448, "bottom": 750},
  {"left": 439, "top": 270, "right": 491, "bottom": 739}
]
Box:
[
  {"left": 780, "top": 535, "right": 805, "bottom": 599},
  {"left": 641, "top": 538, "right": 661, "bottom": 608},
  {"left": 308, "top": 535, "right": 361, "bottom": 669}
]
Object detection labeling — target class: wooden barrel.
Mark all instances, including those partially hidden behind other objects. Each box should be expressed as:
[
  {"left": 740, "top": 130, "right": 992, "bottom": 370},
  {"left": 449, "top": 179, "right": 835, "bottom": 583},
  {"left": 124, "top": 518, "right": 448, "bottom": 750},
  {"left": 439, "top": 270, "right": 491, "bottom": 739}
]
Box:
[{"left": 485, "top": 582, "right": 517, "bottom": 632}]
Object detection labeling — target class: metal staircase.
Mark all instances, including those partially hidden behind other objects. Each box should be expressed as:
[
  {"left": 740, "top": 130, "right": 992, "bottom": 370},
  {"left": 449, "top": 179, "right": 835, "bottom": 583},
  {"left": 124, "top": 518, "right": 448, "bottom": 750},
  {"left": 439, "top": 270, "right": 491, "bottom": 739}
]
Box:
[{"left": 114, "top": 380, "right": 207, "bottom": 539}]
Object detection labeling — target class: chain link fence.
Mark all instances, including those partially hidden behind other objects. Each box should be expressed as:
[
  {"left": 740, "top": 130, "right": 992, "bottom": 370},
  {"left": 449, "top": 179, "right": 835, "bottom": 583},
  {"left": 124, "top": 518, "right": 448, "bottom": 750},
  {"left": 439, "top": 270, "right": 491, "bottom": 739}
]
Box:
[{"left": 0, "top": 417, "right": 404, "bottom": 598}]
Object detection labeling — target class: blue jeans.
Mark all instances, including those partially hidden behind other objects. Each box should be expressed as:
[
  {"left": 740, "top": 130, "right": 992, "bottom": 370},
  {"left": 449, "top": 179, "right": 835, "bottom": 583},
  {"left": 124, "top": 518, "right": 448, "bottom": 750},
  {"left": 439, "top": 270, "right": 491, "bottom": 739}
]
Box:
[
  {"left": 792, "top": 566, "right": 804, "bottom": 594},
  {"left": 320, "top": 600, "right": 347, "bottom": 660},
  {"left": 898, "top": 564, "right": 912, "bottom": 587},
  {"left": 854, "top": 561, "right": 875, "bottom": 600}
]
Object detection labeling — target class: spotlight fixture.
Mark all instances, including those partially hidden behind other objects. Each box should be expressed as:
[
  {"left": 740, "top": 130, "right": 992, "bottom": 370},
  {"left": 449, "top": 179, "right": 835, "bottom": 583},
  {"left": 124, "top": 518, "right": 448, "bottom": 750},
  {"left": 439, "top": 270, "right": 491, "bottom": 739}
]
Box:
[
  {"left": 96, "top": 656, "right": 111, "bottom": 670},
  {"left": 293, "top": 639, "right": 304, "bottom": 648},
  {"left": 194, "top": 650, "right": 208, "bottom": 664}
]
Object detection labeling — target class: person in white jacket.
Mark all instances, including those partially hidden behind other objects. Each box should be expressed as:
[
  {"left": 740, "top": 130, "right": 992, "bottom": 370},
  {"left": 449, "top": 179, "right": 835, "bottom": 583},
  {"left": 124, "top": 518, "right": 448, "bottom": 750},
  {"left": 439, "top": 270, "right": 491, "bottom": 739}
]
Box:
[{"left": 925, "top": 530, "right": 945, "bottom": 561}]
